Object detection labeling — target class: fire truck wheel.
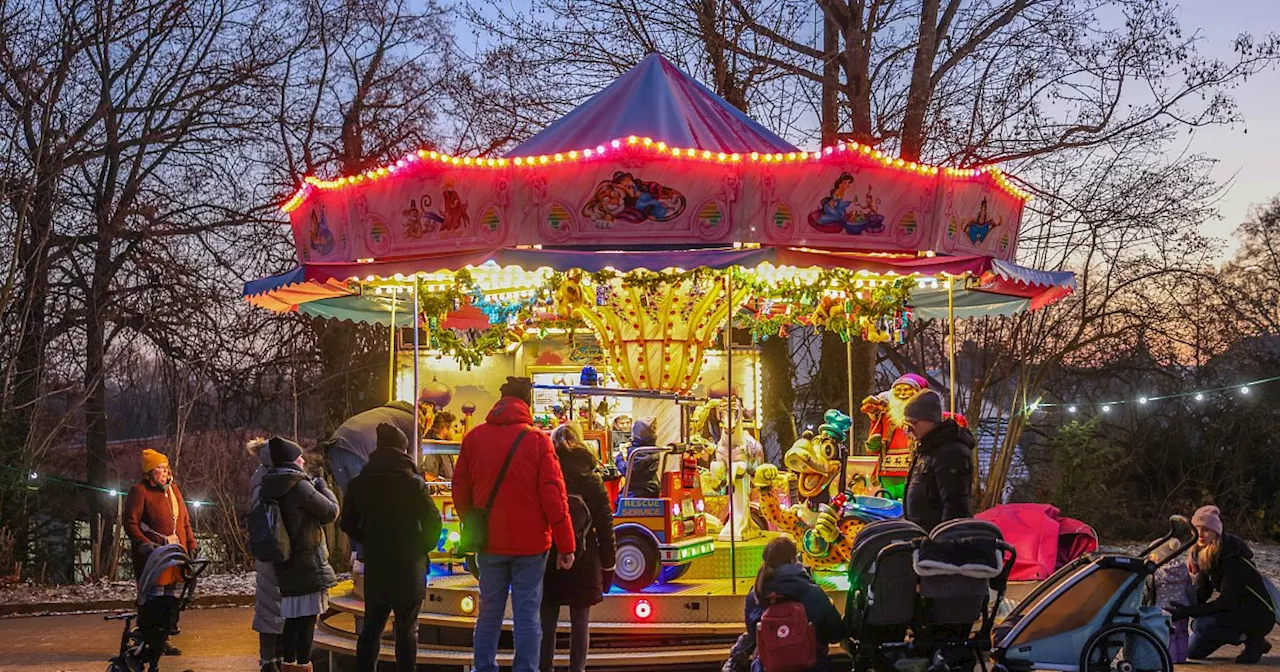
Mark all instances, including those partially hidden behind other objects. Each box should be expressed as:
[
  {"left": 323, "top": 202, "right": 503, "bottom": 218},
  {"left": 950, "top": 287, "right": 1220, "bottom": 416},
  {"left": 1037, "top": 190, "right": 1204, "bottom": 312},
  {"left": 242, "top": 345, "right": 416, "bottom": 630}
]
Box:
[{"left": 613, "top": 533, "right": 661, "bottom": 592}]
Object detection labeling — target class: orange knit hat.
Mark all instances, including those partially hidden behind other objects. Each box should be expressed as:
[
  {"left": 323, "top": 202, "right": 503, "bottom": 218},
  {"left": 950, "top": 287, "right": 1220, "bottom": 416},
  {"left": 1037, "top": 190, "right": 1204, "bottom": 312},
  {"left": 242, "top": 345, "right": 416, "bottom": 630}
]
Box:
[{"left": 141, "top": 448, "right": 169, "bottom": 474}]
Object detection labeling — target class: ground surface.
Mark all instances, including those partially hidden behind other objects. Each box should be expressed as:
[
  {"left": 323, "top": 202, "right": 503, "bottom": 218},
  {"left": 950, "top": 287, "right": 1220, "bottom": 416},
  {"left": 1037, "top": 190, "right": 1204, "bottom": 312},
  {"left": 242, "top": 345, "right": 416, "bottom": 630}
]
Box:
[
  {"left": 0, "top": 605, "right": 1277, "bottom": 672},
  {"left": 0, "top": 606, "right": 258, "bottom": 671}
]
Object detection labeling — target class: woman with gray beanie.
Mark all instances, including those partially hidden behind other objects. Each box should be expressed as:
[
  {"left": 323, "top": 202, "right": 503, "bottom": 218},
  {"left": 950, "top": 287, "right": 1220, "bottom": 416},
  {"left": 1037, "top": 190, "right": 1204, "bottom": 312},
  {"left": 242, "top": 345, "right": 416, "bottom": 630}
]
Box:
[{"left": 1170, "top": 505, "right": 1275, "bottom": 663}]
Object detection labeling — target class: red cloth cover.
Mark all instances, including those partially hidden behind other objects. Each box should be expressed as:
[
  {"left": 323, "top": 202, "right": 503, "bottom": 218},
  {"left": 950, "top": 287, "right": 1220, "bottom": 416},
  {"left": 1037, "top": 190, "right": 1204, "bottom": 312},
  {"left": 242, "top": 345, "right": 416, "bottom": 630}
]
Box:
[
  {"left": 1056, "top": 517, "right": 1099, "bottom": 567},
  {"left": 976, "top": 503, "right": 1064, "bottom": 581}
]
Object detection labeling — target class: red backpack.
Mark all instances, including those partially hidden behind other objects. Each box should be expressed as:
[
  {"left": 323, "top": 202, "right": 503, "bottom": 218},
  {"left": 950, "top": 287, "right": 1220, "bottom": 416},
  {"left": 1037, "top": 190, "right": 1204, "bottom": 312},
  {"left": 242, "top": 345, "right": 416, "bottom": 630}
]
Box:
[{"left": 756, "top": 597, "right": 817, "bottom": 672}]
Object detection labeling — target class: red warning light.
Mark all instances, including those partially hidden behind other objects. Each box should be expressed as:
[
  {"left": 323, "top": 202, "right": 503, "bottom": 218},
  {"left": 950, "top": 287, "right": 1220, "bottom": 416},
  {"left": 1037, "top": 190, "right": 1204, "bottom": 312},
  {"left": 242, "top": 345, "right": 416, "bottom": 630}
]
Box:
[{"left": 633, "top": 599, "right": 653, "bottom": 620}]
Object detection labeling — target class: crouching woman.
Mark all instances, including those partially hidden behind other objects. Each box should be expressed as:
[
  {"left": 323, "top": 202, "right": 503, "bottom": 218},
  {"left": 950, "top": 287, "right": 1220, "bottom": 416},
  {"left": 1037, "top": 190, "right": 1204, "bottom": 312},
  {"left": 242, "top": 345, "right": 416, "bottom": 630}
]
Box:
[{"left": 1172, "top": 506, "right": 1275, "bottom": 664}]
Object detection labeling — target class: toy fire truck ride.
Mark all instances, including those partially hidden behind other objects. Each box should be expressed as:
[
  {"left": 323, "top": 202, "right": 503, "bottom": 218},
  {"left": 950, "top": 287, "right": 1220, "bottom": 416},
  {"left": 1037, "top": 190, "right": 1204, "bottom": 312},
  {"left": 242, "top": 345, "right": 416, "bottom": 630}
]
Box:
[{"left": 612, "top": 443, "right": 715, "bottom": 591}]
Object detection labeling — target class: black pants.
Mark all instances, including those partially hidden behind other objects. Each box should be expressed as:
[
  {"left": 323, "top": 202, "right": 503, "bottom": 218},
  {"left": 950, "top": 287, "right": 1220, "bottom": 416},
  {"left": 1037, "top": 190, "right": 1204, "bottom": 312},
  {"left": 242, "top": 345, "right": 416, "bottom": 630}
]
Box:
[
  {"left": 136, "top": 596, "right": 180, "bottom": 668},
  {"left": 260, "top": 632, "right": 282, "bottom": 665},
  {"left": 539, "top": 603, "right": 591, "bottom": 672},
  {"left": 356, "top": 600, "right": 422, "bottom": 672},
  {"left": 282, "top": 615, "right": 318, "bottom": 664}
]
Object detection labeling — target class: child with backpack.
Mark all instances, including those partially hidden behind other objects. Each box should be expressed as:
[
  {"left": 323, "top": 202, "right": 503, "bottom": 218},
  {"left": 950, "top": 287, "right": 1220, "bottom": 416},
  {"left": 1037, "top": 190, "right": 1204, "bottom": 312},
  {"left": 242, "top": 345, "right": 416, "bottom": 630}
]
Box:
[
  {"left": 540, "top": 423, "right": 617, "bottom": 672},
  {"left": 749, "top": 536, "right": 846, "bottom": 672}
]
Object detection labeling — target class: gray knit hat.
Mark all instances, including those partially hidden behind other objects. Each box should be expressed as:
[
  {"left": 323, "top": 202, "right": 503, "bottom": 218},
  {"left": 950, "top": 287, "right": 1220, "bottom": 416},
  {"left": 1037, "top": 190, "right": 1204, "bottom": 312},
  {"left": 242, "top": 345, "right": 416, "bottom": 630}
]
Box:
[{"left": 904, "top": 390, "right": 944, "bottom": 423}]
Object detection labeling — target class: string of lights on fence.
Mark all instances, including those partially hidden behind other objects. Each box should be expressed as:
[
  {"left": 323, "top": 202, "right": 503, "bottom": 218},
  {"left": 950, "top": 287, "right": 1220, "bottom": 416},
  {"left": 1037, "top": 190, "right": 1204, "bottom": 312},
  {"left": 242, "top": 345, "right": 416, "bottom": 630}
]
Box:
[
  {"left": 1022, "top": 375, "right": 1280, "bottom": 416},
  {"left": 8, "top": 464, "right": 211, "bottom": 509}
]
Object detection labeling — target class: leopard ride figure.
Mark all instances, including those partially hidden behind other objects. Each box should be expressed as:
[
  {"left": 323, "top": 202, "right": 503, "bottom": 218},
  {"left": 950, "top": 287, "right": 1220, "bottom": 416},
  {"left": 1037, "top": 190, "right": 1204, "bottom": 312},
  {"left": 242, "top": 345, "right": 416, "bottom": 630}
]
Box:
[{"left": 754, "top": 411, "right": 866, "bottom": 569}]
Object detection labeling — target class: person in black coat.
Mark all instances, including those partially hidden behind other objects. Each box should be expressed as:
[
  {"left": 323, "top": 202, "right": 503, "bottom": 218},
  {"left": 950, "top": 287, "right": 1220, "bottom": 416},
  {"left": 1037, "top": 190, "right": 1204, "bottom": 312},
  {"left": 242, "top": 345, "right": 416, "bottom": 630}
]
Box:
[
  {"left": 1171, "top": 505, "right": 1275, "bottom": 664},
  {"left": 540, "top": 423, "right": 617, "bottom": 672},
  {"left": 622, "top": 416, "right": 662, "bottom": 499},
  {"left": 747, "top": 536, "right": 845, "bottom": 672},
  {"left": 341, "top": 424, "right": 442, "bottom": 672},
  {"left": 258, "top": 438, "right": 339, "bottom": 671},
  {"left": 901, "top": 391, "right": 973, "bottom": 533}
]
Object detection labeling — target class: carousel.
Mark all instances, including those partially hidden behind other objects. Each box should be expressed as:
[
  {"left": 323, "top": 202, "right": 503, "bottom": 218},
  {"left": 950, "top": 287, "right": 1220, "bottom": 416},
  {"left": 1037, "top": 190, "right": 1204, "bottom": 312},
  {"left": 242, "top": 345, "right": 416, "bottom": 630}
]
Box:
[{"left": 244, "top": 54, "right": 1074, "bottom": 668}]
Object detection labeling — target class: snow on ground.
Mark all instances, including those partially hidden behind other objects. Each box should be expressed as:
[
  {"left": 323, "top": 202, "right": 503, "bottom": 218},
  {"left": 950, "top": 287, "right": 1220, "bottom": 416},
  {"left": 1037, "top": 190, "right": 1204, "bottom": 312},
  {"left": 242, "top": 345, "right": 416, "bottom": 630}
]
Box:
[
  {"left": 1105, "top": 541, "right": 1280, "bottom": 584},
  {"left": 0, "top": 571, "right": 257, "bottom": 605}
]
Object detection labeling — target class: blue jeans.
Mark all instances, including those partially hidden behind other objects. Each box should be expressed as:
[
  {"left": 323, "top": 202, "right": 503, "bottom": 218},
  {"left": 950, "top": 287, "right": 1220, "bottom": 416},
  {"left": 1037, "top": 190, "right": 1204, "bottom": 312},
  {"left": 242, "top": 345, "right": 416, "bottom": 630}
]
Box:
[{"left": 475, "top": 553, "right": 548, "bottom": 672}]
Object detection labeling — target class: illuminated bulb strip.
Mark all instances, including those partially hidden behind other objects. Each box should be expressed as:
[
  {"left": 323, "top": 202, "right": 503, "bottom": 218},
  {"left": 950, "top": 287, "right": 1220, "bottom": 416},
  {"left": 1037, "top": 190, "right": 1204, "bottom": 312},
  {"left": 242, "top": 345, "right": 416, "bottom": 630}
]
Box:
[{"left": 282, "top": 136, "right": 1031, "bottom": 211}]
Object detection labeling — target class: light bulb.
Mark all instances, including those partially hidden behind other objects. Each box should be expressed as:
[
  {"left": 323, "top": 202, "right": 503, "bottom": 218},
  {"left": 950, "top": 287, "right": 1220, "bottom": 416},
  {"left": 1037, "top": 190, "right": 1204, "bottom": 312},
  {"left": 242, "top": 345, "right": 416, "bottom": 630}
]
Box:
[
  {"left": 1195, "top": 393, "right": 1205, "bottom": 401},
  {"left": 1068, "top": 406, "right": 1077, "bottom": 414},
  {"left": 1102, "top": 405, "right": 1112, "bottom": 413}
]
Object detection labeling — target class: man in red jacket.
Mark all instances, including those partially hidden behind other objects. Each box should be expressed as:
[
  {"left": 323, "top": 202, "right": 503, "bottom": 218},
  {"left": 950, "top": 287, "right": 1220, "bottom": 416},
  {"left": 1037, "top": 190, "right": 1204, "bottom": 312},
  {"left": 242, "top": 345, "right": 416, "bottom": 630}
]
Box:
[{"left": 454, "top": 377, "right": 575, "bottom": 672}]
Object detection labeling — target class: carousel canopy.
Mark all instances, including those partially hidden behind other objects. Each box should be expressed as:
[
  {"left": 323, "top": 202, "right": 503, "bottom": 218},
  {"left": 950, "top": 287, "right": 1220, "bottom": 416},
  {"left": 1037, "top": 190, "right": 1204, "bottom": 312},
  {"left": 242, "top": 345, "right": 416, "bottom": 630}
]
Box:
[
  {"left": 509, "top": 53, "right": 798, "bottom": 157},
  {"left": 249, "top": 51, "right": 1072, "bottom": 349}
]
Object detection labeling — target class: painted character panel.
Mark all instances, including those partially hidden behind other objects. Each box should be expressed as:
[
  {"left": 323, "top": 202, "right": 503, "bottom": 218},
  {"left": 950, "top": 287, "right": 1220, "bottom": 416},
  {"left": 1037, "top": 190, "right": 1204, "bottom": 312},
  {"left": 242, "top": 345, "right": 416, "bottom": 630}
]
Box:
[
  {"left": 581, "top": 171, "right": 687, "bottom": 229},
  {"left": 808, "top": 172, "right": 885, "bottom": 235}
]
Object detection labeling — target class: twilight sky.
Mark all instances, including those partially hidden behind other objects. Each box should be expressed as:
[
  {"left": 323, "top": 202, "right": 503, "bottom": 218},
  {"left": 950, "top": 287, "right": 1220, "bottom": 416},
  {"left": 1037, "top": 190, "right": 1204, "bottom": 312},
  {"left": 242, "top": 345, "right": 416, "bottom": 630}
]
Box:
[{"left": 1175, "top": 0, "right": 1280, "bottom": 256}]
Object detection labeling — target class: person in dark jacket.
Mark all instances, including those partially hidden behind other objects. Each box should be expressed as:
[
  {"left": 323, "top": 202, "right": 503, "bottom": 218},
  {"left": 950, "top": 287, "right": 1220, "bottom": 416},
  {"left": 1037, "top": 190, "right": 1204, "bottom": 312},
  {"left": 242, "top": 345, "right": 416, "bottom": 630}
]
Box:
[
  {"left": 901, "top": 390, "right": 973, "bottom": 533},
  {"left": 249, "top": 439, "right": 284, "bottom": 672},
  {"left": 341, "top": 424, "right": 443, "bottom": 672},
  {"left": 623, "top": 416, "right": 662, "bottom": 499},
  {"left": 1171, "top": 505, "right": 1275, "bottom": 663},
  {"left": 747, "top": 536, "right": 845, "bottom": 672},
  {"left": 454, "top": 377, "right": 576, "bottom": 672},
  {"left": 540, "top": 423, "right": 617, "bottom": 672},
  {"left": 259, "top": 438, "right": 339, "bottom": 672}
]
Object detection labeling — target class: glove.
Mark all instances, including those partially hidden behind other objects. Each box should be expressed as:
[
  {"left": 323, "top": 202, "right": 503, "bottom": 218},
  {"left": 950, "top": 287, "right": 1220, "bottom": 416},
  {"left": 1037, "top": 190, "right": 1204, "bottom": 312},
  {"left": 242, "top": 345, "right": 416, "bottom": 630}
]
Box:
[
  {"left": 602, "top": 568, "right": 615, "bottom": 590},
  {"left": 814, "top": 504, "right": 841, "bottom": 543},
  {"left": 312, "top": 476, "right": 328, "bottom": 491},
  {"left": 1167, "top": 602, "right": 1189, "bottom": 620},
  {"left": 753, "top": 464, "right": 779, "bottom": 489}
]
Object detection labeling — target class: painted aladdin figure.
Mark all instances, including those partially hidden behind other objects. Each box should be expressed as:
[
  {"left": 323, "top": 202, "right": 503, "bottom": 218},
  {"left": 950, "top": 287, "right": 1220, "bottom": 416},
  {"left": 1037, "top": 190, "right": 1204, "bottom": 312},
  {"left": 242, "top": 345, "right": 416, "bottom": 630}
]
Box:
[{"left": 860, "top": 373, "right": 928, "bottom": 499}]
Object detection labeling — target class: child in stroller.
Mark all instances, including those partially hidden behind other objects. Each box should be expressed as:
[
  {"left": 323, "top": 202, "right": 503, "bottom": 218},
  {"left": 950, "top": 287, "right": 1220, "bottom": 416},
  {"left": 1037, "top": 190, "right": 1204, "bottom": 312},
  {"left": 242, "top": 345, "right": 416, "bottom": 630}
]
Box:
[{"left": 106, "top": 543, "right": 208, "bottom": 672}]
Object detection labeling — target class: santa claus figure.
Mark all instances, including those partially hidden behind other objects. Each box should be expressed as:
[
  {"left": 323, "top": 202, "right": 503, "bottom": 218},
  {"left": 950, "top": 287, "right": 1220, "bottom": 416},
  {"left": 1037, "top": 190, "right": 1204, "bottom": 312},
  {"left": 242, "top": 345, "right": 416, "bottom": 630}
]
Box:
[{"left": 860, "top": 373, "right": 928, "bottom": 499}]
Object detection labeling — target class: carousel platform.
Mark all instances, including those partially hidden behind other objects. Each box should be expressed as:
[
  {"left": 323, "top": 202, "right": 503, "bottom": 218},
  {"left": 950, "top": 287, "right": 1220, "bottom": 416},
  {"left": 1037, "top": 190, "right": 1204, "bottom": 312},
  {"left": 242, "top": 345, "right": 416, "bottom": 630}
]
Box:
[{"left": 315, "top": 536, "right": 853, "bottom": 669}]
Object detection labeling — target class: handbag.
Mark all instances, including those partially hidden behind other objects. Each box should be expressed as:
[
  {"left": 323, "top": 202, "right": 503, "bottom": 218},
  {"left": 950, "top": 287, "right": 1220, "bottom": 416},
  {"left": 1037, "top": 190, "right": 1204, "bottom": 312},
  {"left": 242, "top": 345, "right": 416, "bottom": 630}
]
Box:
[{"left": 459, "top": 428, "right": 529, "bottom": 554}]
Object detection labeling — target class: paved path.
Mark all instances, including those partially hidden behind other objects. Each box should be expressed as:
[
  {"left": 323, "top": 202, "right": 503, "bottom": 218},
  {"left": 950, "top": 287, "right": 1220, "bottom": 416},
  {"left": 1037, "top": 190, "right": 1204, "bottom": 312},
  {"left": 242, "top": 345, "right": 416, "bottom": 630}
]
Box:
[
  {"left": 0, "top": 606, "right": 257, "bottom": 671},
  {"left": 1, "top": 605, "right": 1279, "bottom": 671}
]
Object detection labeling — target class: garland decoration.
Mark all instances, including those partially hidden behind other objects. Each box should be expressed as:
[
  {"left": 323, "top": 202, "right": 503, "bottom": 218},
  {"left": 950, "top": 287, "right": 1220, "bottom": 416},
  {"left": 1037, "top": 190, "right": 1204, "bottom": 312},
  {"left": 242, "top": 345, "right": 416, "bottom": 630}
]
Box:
[{"left": 390, "top": 264, "right": 914, "bottom": 371}]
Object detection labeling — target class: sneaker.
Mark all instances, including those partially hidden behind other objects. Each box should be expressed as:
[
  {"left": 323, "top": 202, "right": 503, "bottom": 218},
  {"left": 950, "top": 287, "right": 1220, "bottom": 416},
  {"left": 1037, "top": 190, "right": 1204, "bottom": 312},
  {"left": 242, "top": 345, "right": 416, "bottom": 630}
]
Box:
[
  {"left": 163, "top": 643, "right": 182, "bottom": 656},
  {"left": 1235, "top": 639, "right": 1272, "bottom": 664}
]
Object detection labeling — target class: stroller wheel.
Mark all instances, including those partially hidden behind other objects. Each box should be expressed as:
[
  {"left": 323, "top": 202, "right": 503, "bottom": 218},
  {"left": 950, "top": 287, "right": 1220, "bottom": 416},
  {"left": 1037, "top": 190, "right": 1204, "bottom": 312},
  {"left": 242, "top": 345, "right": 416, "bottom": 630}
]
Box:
[{"left": 1080, "top": 623, "right": 1172, "bottom": 672}]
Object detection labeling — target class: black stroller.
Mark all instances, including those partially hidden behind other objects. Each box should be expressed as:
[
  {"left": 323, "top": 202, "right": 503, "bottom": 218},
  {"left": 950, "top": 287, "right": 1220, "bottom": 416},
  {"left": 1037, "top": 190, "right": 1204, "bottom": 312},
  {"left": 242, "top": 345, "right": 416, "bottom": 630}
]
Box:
[
  {"left": 845, "top": 519, "right": 1015, "bottom": 672},
  {"left": 105, "top": 544, "right": 208, "bottom": 672}
]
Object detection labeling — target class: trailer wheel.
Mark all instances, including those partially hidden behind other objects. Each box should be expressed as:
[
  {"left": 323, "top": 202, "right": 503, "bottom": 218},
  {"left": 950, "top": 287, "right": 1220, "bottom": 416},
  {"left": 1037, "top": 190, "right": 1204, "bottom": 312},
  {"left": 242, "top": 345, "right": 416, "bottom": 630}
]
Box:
[
  {"left": 613, "top": 533, "right": 661, "bottom": 592},
  {"left": 1080, "top": 623, "right": 1171, "bottom": 672}
]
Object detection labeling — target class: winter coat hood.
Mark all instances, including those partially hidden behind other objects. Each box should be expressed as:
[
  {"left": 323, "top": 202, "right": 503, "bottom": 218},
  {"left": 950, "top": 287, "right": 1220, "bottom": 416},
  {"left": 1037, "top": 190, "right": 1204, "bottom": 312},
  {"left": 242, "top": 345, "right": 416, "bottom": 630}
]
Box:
[
  {"left": 1217, "top": 533, "right": 1255, "bottom": 563},
  {"left": 556, "top": 445, "right": 600, "bottom": 481},
  {"left": 260, "top": 465, "right": 308, "bottom": 501},
  {"left": 485, "top": 397, "right": 535, "bottom": 426},
  {"left": 917, "top": 419, "right": 976, "bottom": 455},
  {"left": 760, "top": 563, "right": 818, "bottom": 600},
  {"left": 362, "top": 445, "right": 419, "bottom": 476}
]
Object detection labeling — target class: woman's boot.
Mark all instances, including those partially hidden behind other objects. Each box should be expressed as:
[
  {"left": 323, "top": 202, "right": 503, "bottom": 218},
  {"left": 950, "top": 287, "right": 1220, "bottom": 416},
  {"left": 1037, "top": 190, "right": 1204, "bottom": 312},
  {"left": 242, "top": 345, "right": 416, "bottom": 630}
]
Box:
[{"left": 1236, "top": 637, "right": 1272, "bottom": 664}]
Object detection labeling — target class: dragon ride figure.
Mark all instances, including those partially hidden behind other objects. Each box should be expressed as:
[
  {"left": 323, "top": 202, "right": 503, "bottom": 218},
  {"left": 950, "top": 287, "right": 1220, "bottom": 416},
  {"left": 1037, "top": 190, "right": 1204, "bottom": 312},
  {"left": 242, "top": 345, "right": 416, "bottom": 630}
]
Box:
[{"left": 755, "top": 410, "right": 866, "bottom": 569}]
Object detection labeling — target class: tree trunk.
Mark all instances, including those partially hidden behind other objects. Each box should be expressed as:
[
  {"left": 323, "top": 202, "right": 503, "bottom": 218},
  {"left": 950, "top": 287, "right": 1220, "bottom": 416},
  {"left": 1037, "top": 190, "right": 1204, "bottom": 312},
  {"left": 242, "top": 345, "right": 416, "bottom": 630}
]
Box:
[
  {"left": 85, "top": 237, "right": 113, "bottom": 567},
  {"left": 900, "top": 0, "right": 942, "bottom": 162},
  {"left": 759, "top": 335, "right": 796, "bottom": 462},
  {"left": 821, "top": 12, "right": 840, "bottom": 144}
]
